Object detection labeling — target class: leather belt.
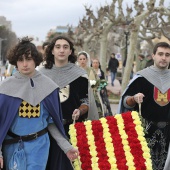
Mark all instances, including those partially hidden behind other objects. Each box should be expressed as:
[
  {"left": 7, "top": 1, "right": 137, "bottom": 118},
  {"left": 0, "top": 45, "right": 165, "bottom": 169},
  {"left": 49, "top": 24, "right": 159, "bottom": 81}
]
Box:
[
  {"left": 62, "top": 119, "right": 73, "bottom": 125},
  {"left": 4, "top": 127, "right": 48, "bottom": 145}
]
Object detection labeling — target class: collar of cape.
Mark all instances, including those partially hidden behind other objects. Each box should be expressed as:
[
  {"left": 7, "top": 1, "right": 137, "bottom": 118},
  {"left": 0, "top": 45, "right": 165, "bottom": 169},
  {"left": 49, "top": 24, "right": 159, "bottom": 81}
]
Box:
[
  {"left": 40, "top": 63, "right": 87, "bottom": 89},
  {"left": 0, "top": 70, "right": 58, "bottom": 106},
  {"left": 137, "top": 65, "right": 170, "bottom": 94}
]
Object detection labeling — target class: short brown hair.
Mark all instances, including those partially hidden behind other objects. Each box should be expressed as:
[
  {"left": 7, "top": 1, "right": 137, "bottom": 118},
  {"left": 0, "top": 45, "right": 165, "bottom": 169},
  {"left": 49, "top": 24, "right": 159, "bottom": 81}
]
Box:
[
  {"left": 7, "top": 37, "right": 43, "bottom": 67},
  {"left": 153, "top": 42, "right": 170, "bottom": 55}
]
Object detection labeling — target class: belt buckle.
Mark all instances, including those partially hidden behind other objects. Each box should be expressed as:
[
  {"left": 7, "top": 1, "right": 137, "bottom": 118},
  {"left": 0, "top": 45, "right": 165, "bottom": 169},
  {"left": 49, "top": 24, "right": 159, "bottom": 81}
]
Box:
[{"left": 29, "top": 132, "right": 38, "bottom": 139}]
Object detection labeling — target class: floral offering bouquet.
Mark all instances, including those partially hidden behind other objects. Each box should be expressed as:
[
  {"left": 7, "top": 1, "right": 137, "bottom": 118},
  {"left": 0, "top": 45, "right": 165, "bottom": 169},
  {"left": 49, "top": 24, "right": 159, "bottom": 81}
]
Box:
[
  {"left": 69, "top": 111, "right": 152, "bottom": 170},
  {"left": 90, "top": 79, "right": 108, "bottom": 91}
]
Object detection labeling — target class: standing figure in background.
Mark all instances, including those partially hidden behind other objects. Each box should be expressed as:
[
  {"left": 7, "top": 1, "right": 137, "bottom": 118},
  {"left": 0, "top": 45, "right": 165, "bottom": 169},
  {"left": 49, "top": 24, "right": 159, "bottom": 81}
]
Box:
[
  {"left": 108, "top": 53, "right": 119, "bottom": 86},
  {"left": 92, "top": 58, "right": 113, "bottom": 116},
  {"left": 36, "top": 41, "right": 50, "bottom": 70},
  {"left": 138, "top": 54, "right": 147, "bottom": 71},
  {"left": 40, "top": 36, "right": 88, "bottom": 170},
  {"left": 42, "top": 41, "right": 50, "bottom": 60},
  {"left": 118, "top": 42, "right": 170, "bottom": 170},
  {"left": 5, "top": 60, "right": 17, "bottom": 77},
  {"left": 77, "top": 51, "right": 102, "bottom": 118},
  {"left": 145, "top": 54, "right": 154, "bottom": 68},
  {"left": 0, "top": 37, "right": 78, "bottom": 170}
]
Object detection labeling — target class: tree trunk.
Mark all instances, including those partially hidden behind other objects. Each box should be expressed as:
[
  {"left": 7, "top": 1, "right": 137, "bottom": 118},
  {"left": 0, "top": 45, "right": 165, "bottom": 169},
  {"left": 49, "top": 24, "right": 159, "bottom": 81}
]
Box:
[
  {"left": 121, "top": 31, "right": 139, "bottom": 92},
  {"left": 83, "top": 34, "right": 94, "bottom": 54},
  {"left": 100, "top": 35, "right": 108, "bottom": 74},
  {"left": 121, "top": 11, "right": 150, "bottom": 92},
  {"left": 99, "top": 22, "right": 113, "bottom": 74}
]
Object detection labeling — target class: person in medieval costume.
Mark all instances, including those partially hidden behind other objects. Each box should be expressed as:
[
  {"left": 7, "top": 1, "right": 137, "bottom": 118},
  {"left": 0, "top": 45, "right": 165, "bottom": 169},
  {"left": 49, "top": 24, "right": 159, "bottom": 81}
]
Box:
[
  {"left": 118, "top": 42, "right": 170, "bottom": 170},
  {"left": 0, "top": 37, "right": 78, "bottom": 170},
  {"left": 91, "top": 58, "right": 113, "bottom": 116},
  {"left": 77, "top": 51, "right": 101, "bottom": 119},
  {"left": 40, "top": 36, "right": 89, "bottom": 170}
]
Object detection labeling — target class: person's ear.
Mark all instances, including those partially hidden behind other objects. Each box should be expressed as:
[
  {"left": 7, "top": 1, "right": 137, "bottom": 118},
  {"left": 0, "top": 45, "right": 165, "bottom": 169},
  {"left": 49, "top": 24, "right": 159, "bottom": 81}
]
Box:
[
  {"left": 52, "top": 49, "right": 54, "bottom": 55},
  {"left": 69, "top": 50, "right": 72, "bottom": 55}
]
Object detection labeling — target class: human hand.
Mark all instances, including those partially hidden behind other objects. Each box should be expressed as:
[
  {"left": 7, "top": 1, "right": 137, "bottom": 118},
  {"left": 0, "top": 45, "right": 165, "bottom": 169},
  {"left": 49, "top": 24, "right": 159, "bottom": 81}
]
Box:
[
  {"left": 134, "top": 93, "right": 145, "bottom": 103},
  {"left": 0, "top": 157, "right": 3, "bottom": 170},
  {"left": 66, "top": 148, "right": 79, "bottom": 161},
  {"left": 72, "top": 109, "right": 81, "bottom": 120}
]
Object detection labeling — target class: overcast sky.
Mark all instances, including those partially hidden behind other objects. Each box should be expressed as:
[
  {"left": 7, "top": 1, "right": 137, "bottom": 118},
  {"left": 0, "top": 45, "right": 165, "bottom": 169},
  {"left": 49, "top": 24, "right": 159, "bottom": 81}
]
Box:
[
  {"left": 0, "top": 0, "right": 169, "bottom": 42},
  {"left": 0, "top": 0, "right": 113, "bottom": 42}
]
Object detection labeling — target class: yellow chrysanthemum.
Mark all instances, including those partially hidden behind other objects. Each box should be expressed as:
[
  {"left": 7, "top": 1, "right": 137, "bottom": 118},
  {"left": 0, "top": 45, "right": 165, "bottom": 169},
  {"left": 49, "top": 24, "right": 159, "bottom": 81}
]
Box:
[
  {"left": 133, "top": 120, "right": 142, "bottom": 125},
  {"left": 115, "top": 114, "right": 136, "bottom": 169},
  {"left": 128, "top": 166, "right": 136, "bottom": 170},
  {"left": 105, "top": 143, "right": 114, "bottom": 148},
  {"left": 122, "top": 140, "right": 128, "bottom": 145},
  {"left": 90, "top": 150, "right": 98, "bottom": 157},
  {"left": 108, "top": 157, "right": 116, "bottom": 164},
  {"left": 100, "top": 117, "right": 107, "bottom": 123},
  {"left": 84, "top": 120, "right": 92, "bottom": 125},
  {"left": 143, "top": 152, "right": 151, "bottom": 158},
  {"left": 131, "top": 111, "right": 152, "bottom": 170},
  {"left": 131, "top": 111, "right": 139, "bottom": 118},
  {"left": 121, "top": 134, "right": 128, "bottom": 139},
  {"left": 138, "top": 136, "right": 146, "bottom": 141},
  {"left": 135, "top": 126, "right": 144, "bottom": 132},
  {"left": 91, "top": 166, "right": 100, "bottom": 170},
  {"left": 84, "top": 122, "right": 99, "bottom": 169},
  {"left": 100, "top": 119, "right": 118, "bottom": 170}
]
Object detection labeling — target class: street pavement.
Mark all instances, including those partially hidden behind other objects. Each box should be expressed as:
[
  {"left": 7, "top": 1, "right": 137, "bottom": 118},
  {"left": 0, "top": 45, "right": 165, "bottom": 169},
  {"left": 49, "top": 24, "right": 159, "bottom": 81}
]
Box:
[
  {"left": 106, "top": 75, "right": 122, "bottom": 115},
  {"left": 106, "top": 74, "right": 122, "bottom": 96},
  {"left": 110, "top": 103, "right": 119, "bottom": 115}
]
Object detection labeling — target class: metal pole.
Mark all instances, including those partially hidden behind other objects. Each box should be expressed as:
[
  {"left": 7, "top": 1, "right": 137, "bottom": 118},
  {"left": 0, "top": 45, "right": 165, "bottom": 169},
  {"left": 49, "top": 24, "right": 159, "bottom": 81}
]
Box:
[
  {"left": 124, "top": 31, "right": 129, "bottom": 60},
  {"left": 0, "top": 38, "right": 7, "bottom": 66},
  {"left": 0, "top": 38, "right": 2, "bottom": 62}
]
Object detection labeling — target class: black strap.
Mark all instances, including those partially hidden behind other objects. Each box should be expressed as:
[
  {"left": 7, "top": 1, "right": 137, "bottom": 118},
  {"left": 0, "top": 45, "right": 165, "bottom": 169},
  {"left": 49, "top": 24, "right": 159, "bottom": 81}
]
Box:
[
  {"left": 4, "top": 127, "right": 48, "bottom": 145},
  {"left": 7, "top": 131, "right": 20, "bottom": 138}
]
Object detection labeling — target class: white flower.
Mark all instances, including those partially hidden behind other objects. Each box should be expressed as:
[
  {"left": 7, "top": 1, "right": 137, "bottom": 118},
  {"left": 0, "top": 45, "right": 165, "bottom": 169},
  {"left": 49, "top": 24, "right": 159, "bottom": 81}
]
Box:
[{"left": 90, "top": 80, "right": 96, "bottom": 86}]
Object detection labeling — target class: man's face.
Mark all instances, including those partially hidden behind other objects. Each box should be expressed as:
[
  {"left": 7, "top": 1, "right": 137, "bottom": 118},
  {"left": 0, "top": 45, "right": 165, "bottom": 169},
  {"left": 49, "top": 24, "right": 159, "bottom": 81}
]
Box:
[
  {"left": 111, "top": 54, "right": 115, "bottom": 58},
  {"left": 17, "top": 54, "right": 36, "bottom": 77},
  {"left": 52, "top": 39, "right": 72, "bottom": 63},
  {"left": 153, "top": 47, "right": 170, "bottom": 69}
]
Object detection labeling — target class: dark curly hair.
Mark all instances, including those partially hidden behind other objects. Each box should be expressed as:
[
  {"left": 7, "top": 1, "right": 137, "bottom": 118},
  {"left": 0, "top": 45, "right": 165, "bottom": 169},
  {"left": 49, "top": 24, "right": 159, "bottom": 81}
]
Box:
[
  {"left": 7, "top": 37, "right": 43, "bottom": 67},
  {"left": 44, "top": 35, "right": 77, "bottom": 69},
  {"left": 42, "top": 41, "right": 50, "bottom": 50}
]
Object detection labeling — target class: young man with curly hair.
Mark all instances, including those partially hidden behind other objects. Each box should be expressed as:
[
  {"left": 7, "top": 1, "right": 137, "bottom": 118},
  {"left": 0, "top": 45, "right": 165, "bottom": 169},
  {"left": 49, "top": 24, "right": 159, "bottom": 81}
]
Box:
[
  {"left": 0, "top": 37, "right": 78, "bottom": 170},
  {"left": 40, "top": 36, "right": 89, "bottom": 170}
]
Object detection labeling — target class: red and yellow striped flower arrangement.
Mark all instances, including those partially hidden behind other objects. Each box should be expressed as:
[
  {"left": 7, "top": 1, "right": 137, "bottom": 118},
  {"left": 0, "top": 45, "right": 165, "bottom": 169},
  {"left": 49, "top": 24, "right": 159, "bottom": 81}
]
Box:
[{"left": 69, "top": 111, "right": 152, "bottom": 170}]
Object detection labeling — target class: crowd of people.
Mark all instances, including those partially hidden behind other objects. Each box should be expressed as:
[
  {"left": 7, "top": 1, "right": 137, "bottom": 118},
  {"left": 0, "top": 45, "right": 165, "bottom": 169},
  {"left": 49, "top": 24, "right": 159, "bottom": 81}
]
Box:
[{"left": 0, "top": 35, "right": 170, "bottom": 170}]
